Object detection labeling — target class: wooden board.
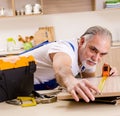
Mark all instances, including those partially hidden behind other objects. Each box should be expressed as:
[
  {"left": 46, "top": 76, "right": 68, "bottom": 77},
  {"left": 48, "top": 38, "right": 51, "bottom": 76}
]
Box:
[
  {"left": 57, "top": 76, "right": 120, "bottom": 100},
  {"left": 34, "top": 26, "right": 55, "bottom": 46}
]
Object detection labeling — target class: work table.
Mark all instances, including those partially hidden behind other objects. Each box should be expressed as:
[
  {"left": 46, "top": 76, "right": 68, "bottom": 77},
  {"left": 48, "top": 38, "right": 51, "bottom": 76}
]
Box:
[
  {"left": 1, "top": 76, "right": 120, "bottom": 116},
  {"left": 2, "top": 75, "right": 120, "bottom": 116},
  {"left": 1, "top": 99, "right": 120, "bottom": 116}
]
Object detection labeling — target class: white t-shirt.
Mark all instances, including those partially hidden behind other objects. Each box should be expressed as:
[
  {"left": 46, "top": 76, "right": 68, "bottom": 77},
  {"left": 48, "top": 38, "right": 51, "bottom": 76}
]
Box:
[{"left": 21, "top": 39, "right": 95, "bottom": 84}]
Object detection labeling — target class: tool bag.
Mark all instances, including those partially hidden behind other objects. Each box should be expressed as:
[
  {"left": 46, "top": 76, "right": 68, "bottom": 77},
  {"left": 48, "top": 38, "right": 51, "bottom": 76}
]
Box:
[{"left": 0, "top": 55, "right": 36, "bottom": 102}]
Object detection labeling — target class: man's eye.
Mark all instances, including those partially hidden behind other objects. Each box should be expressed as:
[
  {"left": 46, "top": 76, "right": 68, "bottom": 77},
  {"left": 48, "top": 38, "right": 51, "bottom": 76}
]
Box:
[
  {"left": 89, "top": 46, "right": 97, "bottom": 53},
  {"left": 91, "top": 48, "right": 96, "bottom": 51},
  {"left": 100, "top": 53, "right": 107, "bottom": 57}
]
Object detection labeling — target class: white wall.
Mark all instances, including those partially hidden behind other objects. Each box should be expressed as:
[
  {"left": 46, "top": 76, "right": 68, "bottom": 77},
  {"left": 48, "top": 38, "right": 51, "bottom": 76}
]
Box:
[{"left": 0, "top": 9, "right": 120, "bottom": 51}]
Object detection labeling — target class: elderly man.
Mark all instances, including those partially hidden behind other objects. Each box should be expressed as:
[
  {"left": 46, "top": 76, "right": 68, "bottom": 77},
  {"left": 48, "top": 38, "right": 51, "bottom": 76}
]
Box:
[{"left": 21, "top": 26, "right": 118, "bottom": 102}]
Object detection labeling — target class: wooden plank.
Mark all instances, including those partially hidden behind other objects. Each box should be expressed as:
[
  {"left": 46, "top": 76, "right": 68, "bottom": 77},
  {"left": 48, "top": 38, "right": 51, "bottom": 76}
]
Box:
[
  {"left": 34, "top": 26, "right": 55, "bottom": 45},
  {"left": 57, "top": 76, "right": 120, "bottom": 100}
]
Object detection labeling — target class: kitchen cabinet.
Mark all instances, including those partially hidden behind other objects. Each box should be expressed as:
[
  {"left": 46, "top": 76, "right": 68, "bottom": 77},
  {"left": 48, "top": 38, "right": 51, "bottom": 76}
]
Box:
[
  {"left": 0, "top": 0, "right": 104, "bottom": 17},
  {"left": 0, "top": 0, "right": 119, "bottom": 17},
  {"left": 0, "top": 0, "right": 43, "bottom": 17},
  {"left": 42, "top": 0, "right": 96, "bottom": 14},
  {"left": 42, "top": 0, "right": 120, "bottom": 14}
]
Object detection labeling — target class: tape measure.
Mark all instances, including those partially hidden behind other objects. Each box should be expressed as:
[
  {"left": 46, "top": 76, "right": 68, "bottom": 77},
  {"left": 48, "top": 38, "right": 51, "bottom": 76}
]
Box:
[{"left": 98, "top": 63, "right": 111, "bottom": 92}]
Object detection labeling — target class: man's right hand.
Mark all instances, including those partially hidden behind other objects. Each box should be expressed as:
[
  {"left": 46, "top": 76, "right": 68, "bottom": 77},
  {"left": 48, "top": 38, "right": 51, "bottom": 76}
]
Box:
[
  {"left": 51, "top": 52, "right": 100, "bottom": 102},
  {"left": 66, "top": 78, "right": 100, "bottom": 102}
]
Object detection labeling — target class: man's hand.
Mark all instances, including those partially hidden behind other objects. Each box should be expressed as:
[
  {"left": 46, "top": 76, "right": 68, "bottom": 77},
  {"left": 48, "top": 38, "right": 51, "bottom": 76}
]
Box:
[
  {"left": 110, "top": 67, "right": 118, "bottom": 76},
  {"left": 66, "top": 78, "right": 100, "bottom": 102},
  {"left": 51, "top": 52, "right": 100, "bottom": 102},
  {"left": 102, "top": 63, "right": 118, "bottom": 77}
]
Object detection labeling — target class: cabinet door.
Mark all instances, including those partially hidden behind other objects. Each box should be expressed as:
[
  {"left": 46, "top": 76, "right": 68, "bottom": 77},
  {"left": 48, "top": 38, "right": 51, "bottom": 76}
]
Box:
[{"left": 42, "top": 0, "right": 95, "bottom": 14}]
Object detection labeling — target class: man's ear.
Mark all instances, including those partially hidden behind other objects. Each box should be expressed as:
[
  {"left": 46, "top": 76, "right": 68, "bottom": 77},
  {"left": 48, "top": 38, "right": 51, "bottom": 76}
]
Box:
[{"left": 79, "top": 37, "right": 85, "bottom": 46}]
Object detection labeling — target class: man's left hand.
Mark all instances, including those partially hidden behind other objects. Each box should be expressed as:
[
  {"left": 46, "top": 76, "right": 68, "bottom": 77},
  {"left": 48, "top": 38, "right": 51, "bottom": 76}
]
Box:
[{"left": 110, "top": 67, "right": 118, "bottom": 76}]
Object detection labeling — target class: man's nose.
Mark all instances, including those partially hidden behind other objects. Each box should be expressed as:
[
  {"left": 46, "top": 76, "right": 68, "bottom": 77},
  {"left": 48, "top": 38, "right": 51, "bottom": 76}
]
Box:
[{"left": 92, "top": 53, "right": 101, "bottom": 62}]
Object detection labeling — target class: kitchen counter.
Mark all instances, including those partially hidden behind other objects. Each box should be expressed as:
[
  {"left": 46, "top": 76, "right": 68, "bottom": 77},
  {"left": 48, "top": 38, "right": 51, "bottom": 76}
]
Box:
[{"left": 0, "top": 49, "right": 24, "bottom": 57}]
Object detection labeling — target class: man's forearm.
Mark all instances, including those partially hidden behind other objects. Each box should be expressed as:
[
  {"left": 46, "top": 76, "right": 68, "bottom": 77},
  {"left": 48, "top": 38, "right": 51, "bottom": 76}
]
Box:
[{"left": 54, "top": 66, "right": 75, "bottom": 88}]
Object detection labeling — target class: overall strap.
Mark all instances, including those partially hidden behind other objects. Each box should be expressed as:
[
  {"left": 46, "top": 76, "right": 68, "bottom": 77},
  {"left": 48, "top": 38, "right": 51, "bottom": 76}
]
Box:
[
  {"left": 67, "top": 42, "right": 75, "bottom": 52},
  {"left": 20, "top": 40, "right": 50, "bottom": 55}
]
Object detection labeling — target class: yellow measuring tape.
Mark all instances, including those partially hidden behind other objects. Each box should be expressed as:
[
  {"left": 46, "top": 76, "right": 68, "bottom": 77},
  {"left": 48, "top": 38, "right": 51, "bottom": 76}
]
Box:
[
  {"left": 98, "top": 76, "right": 107, "bottom": 92},
  {"left": 98, "top": 63, "right": 110, "bottom": 92}
]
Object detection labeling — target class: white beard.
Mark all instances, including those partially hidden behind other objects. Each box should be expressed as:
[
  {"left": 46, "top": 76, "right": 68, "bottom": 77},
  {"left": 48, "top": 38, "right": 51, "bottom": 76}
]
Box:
[{"left": 81, "top": 59, "right": 97, "bottom": 72}]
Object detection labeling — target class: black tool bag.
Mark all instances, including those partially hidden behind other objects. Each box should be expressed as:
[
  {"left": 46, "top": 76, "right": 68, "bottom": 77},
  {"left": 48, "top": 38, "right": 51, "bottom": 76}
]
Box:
[{"left": 0, "top": 57, "right": 36, "bottom": 102}]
